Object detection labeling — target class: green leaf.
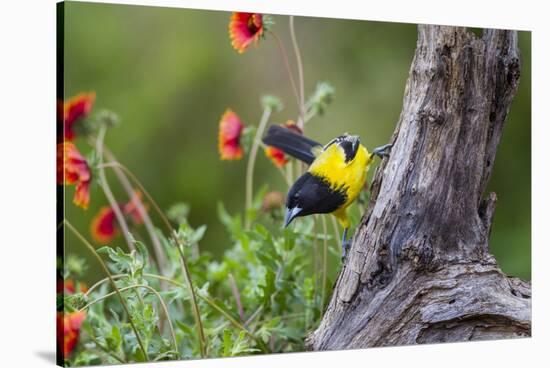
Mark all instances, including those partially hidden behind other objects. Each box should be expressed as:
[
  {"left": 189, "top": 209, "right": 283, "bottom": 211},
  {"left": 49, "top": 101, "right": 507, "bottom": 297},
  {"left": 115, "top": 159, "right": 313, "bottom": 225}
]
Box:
[
  {"left": 190, "top": 225, "right": 207, "bottom": 244},
  {"left": 306, "top": 81, "right": 335, "bottom": 117},
  {"left": 222, "top": 329, "right": 232, "bottom": 357},
  {"left": 240, "top": 125, "right": 257, "bottom": 154},
  {"left": 260, "top": 269, "right": 276, "bottom": 307},
  {"left": 217, "top": 202, "right": 242, "bottom": 239},
  {"left": 261, "top": 95, "right": 283, "bottom": 112},
  {"left": 175, "top": 320, "right": 194, "bottom": 337},
  {"left": 231, "top": 331, "right": 260, "bottom": 356},
  {"left": 105, "top": 325, "right": 122, "bottom": 352},
  {"left": 166, "top": 202, "right": 191, "bottom": 224},
  {"left": 65, "top": 255, "right": 87, "bottom": 277},
  {"left": 256, "top": 316, "right": 282, "bottom": 343}
]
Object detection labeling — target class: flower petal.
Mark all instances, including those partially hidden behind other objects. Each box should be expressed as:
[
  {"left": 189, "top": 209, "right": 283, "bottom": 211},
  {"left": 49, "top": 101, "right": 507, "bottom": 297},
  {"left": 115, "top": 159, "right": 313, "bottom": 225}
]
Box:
[
  {"left": 90, "top": 206, "right": 118, "bottom": 243},
  {"left": 218, "top": 109, "right": 245, "bottom": 160},
  {"left": 229, "top": 13, "right": 264, "bottom": 53},
  {"left": 265, "top": 146, "right": 289, "bottom": 168},
  {"left": 57, "top": 311, "right": 86, "bottom": 357},
  {"left": 58, "top": 142, "right": 92, "bottom": 209},
  {"left": 123, "top": 190, "right": 147, "bottom": 224},
  {"left": 63, "top": 92, "right": 96, "bottom": 140}
]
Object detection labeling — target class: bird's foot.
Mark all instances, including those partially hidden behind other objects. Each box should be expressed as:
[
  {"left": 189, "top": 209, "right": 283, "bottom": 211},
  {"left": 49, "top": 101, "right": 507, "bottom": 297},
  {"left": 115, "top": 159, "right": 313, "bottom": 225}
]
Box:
[
  {"left": 341, "top": 239, "right": 351, "bottom": 263},
  {"left": 372, "top": 143, "right": 393, "bottom": 158}
]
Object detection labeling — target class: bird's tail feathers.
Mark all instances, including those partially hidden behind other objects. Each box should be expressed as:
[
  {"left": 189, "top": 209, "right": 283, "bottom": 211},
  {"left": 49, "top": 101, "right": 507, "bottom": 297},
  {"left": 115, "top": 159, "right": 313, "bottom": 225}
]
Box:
[{"left": 262, "top": 125, "right": 322, "bottom": 165}]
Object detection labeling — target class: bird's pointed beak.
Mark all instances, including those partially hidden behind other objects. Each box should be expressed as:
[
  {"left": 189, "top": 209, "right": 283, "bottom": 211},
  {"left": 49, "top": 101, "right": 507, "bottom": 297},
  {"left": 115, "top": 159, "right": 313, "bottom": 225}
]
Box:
[{"left": 284, "top": 207, "right": 302, "bottom": 228}]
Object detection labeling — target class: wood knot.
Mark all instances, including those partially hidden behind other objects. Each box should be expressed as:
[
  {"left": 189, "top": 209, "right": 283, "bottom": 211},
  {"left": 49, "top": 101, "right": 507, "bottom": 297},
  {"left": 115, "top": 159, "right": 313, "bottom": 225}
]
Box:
[
  {"left": 399, "top": 240, "right": 436, "bottom": 271},
  {"left": 419, "top": 108, "right": 445, "bottom": 126}
]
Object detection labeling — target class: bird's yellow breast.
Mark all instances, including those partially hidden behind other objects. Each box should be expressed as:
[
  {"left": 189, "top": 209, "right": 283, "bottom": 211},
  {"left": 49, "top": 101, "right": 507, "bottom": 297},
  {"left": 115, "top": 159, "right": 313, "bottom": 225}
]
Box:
[{"left": 308, "top": 143, "right": 372, "bottom": 210}]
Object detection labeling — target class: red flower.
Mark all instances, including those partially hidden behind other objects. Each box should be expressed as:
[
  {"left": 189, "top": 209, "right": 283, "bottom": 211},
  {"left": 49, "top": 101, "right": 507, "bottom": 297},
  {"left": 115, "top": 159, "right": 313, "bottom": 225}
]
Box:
[
  {"left": 57, "top": 311, "right": 86, "bottom": 357},
  {"left": 91, "top": 206, "right": 117, "bottom": 243},
  {"left": 57, "top": 279, "right": 88, "bottom": 294},
  {"left": 264, "top": 121, "right": 301, "bottom": 167},
  {"left": 61, "top": 92, "right": 96, "bottom": 140},
  {"left": 91, "top": 191, "right": 147, "bottom": 244},
  {"left": 123, "top": 190, "right": 147, "bottom": 224},
  {"left": 229, "top": 13, "right": 264, "bottom": 53},
  {"left": 218, "top": 109, "right": 245, "bottom": 160},
  {"left": 265, "top": 146, "right": 289, "bottom": 168},
  {"left": 57, "top": 142, "right": 92, "bottom": 209}
]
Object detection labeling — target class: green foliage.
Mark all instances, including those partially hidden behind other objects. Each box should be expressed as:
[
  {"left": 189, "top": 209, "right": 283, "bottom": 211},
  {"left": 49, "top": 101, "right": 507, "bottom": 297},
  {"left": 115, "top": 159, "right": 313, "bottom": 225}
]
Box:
[
  {"left": 65, "top": 255, "right": 87, "bottom": 278},
  {"left": 306, "top": 82, "right": 335, "bottom": 117},
  {"left": 63, "top": 199, "right": 337, "bottom": 365},
  {"left": 261, "top": 95, "right": 284, "bottom": 112}
]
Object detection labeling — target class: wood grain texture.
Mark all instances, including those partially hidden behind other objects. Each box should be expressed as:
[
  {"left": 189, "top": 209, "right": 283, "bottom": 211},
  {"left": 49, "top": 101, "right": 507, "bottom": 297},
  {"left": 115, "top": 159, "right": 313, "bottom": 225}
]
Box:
[{"left": 306, "top": 25, "right": 530, "bottom": 350}]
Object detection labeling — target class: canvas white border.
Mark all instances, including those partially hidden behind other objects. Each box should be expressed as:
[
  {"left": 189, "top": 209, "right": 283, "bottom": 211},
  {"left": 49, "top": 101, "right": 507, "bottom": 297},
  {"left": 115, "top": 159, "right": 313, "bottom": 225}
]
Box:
[{"left": 0, "top": 0, "right": 547, "bottom": 367}]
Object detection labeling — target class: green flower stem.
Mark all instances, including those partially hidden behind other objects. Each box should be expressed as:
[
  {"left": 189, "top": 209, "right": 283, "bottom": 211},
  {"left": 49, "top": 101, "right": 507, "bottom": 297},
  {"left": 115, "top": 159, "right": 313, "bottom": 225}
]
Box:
[
  {"left": 97, "top": 162, "right": 172, "bottom": 232},
  {"left": 321, "top": 216, "right": 328, "bottom": 311},
  {"left": 97, "top": 161, "right": 207, "bottom": 358},
  {"left": 103, "top": 147, "right": 168, "bottom": 275},
  {"left": 269, "top": 30, "right": 301, "bottom": 112},
  {"left": 174, "top": 243, "right": 207, "bottom": 357},
  {"left": 63, "top": 220, "right": 149, "bottom": 361},
  {"left": 245, "top": 106, "right": 272, "bottom": 229},
  {"left": 95, "top": 127, "right": 135, "bottom": 251},
  {"left": 199, "top": 293, "right": 269, "bottom": 353},
  {"left": 79, "top": 283, "right": 178, "bottom": 356},
  {"left": 244, "top": 305, "right": 263, "bottom": 327},
  {"left": 84, "top": 274, "right": 124, "bottom": 297},
  {"left": 277, "top": 164, "right": 293, "bottom": 187},
  {"left": 289, "top": 16, "right": 306, "bottom": 127},
  {"left": 304, "top": 109, "right": 317, "bottom": 124},
  {"left": 85, "top": 332, "right": 127, "bottom": 364},
  {"left": 285, "top": 160, "right": 294, "bottom": 186},
  {"left": 330, "top": 216, "right": 341, "bottom": 249},
  {"left": 142, "top": 274, "right": 269, "bottom": 353},
  {"left": 312, "top": 215, "right": 320, "bottom": 316},
  {"left": 228, "top": 273, "right": 245, "bottom": 322}
]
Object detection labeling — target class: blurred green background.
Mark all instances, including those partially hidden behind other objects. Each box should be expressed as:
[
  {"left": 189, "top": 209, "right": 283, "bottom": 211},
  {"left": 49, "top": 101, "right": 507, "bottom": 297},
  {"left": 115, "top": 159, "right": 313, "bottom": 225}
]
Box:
[{"left": 63, "top": 2, "right": 531, "bottom": 280}]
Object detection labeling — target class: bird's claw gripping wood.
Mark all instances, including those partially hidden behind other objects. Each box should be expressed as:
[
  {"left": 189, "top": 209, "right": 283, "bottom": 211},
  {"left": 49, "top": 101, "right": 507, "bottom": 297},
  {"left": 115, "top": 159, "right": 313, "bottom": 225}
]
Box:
[
  {"left": 341, "top": 227, "right": 350, "bottom": 262},
  {"left": 372, "top": 143, "right": 393, "bottom": 158}
]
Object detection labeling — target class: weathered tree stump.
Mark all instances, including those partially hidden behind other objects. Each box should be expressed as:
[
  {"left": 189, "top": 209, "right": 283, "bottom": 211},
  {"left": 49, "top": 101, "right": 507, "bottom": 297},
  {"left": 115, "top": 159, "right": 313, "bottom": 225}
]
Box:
[{"left": 307, "top": 25, "right": 530, "bottom": 349}]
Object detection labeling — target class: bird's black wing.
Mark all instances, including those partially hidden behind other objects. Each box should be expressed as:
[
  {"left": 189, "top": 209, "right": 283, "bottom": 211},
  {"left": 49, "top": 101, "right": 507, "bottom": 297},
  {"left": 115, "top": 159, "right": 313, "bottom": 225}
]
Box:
[{"left": 262, "top": 125, "right": 322, "bottom": 165}]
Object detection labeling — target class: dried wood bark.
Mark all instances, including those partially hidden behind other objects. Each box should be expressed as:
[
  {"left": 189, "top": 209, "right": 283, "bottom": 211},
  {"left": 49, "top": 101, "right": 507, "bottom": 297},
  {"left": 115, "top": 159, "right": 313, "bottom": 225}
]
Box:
[{"left": 307, "top": 25, "right": 530, "bottom": 349}]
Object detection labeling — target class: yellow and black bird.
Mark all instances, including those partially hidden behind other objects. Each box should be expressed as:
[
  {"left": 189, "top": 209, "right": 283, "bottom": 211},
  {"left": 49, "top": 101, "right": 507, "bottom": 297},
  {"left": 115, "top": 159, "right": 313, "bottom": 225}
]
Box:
[{"left": 262, "top": 125, "right": 392, "bottom": 259}]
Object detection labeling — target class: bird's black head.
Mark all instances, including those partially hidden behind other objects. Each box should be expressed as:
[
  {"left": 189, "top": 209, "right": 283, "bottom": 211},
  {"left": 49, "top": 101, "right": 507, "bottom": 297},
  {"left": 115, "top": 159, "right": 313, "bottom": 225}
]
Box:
[
  {"left": 283, "top": 172, "right": 347, "bottom": 227},
  {"left": 284, "top": 174, "right": 310, "bottom": 227}
]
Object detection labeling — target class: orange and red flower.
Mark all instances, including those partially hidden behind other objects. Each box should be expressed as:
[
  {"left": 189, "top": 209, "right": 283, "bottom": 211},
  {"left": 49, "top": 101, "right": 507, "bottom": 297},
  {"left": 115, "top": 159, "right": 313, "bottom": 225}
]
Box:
[
  {"left": 265, "top": 146, "right": 289, "bottom": 168},
  {"left": 90, "top": 206, "right": 117, "bottom": 243},
  {"left": 229, "top": 13, "right": 264, "bottom": 53},
  {"left": 57, "top": 142, "right": 92, "bottom": 209},
  {"left": 91, "top": 191, "right": 147, "bottom": 244},
  {"left": 218, "top": 109, "right": 245, "bottom": 160},
  {"left": 60, "top": 92, "right": 96, "bottom": 141},
  {"left": 57, "top": 279, "right": 88, "bottom": 294},
  {"left": 57, "top": 311, "right": 86, "bottom": 357},
  {"left": 123, "top": 190, "right": 147, "bottom": 224},
  {"left": 264, "top": 121, "right": 301, "bottom": 167}
]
